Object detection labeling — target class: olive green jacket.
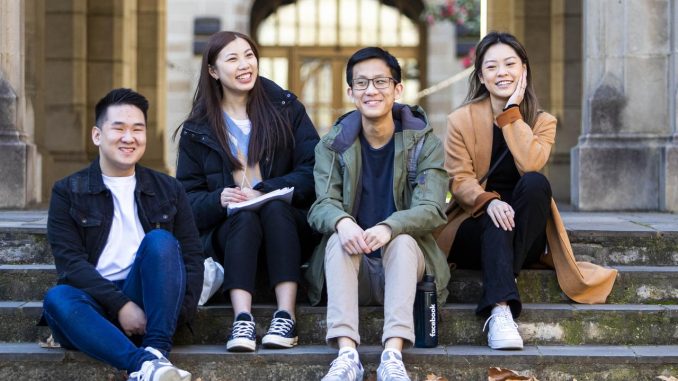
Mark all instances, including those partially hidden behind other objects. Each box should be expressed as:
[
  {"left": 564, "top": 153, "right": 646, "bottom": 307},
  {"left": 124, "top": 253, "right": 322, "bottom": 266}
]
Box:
[{"left": 305, "top": 103, "right": 451, "bottom": 305}]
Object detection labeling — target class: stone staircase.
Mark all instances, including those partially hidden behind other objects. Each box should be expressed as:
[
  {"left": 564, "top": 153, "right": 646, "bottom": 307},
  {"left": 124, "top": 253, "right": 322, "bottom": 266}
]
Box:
[{"left": 0, "top": 211, "right": 676, "bottom": 380}]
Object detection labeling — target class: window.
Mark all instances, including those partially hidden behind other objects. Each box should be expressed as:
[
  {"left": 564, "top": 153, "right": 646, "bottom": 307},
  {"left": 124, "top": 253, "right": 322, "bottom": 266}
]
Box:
[{"left": 256, "top": 0, "right": 423, "bottom": 135}]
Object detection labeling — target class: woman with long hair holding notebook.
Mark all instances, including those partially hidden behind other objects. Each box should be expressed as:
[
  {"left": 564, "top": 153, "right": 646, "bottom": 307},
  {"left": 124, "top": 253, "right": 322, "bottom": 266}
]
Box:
[{"left": 175, "top": 31, "right": 319, "bottom": 352}]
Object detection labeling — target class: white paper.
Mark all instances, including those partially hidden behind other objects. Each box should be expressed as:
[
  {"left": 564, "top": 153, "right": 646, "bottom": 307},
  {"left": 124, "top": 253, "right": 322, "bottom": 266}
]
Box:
[{"left": 227, "top": 187, "right": 294, "bottom": 216}]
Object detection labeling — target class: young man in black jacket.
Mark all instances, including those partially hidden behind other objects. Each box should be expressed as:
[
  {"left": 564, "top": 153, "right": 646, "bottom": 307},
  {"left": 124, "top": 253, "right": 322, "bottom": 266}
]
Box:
[{"left": 42, "top": 88, "right": 203, "bottom": 381}]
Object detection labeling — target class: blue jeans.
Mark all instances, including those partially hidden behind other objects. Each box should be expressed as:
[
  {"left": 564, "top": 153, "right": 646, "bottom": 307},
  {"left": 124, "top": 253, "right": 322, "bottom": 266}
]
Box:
[{"left": 43, "top": 229, "right": 186, "bottom": 372}]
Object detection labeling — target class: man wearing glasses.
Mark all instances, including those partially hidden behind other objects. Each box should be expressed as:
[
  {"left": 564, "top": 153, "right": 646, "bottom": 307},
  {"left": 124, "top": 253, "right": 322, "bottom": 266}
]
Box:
[{"left": 307, "top": 47, "right": 450, "bottom": 381}]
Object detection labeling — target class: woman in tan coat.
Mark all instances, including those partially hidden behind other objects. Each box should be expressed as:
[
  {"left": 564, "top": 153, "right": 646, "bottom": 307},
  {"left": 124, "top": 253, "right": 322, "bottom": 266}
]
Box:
[{"left": 438, "top": 32, "right": 617, "bottom": 350}]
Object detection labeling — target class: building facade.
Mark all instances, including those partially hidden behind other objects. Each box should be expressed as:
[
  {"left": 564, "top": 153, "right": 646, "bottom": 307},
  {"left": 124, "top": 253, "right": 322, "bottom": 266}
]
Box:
[{"left": 1, "top": 0, "right": 676, "bottom": 211}]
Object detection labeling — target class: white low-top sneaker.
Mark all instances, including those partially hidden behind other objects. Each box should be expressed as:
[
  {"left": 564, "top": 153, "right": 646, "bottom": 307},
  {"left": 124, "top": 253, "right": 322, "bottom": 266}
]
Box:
[
  {"left": 483, "top": 304, "right": 524, "bottom": 350},
  {"left": 128, "top": 347, "right": 191, "bottom": 381},
  {"left": 377, "top": 349, "right": 411, "bottom": 381},
  {"left": 321, "top": 348, "right": 364, "bottom": 381}
]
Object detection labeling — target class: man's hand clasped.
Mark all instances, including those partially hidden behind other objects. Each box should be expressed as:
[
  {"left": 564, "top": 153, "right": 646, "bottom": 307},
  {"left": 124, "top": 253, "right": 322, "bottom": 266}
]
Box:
[{"left": 336, "top": 218, "right": 392, "bottom": 255}]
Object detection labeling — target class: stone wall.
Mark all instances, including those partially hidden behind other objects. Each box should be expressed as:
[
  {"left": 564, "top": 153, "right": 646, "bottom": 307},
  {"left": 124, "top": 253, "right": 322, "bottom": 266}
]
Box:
[
  {"left": 572, "top": 0, "right": 676, "bottom": 211},
  {"left": 166, "top": 0, "right": 254, "bottom": 171}
]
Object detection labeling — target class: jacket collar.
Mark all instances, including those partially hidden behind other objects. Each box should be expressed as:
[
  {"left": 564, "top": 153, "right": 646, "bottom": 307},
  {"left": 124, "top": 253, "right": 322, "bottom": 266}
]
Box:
[
  {"left": 84, "top": 158, "right": 154, "bottom": 196},
  {"left": 326, "top": 103, "right": 430, "bottom": 154}
]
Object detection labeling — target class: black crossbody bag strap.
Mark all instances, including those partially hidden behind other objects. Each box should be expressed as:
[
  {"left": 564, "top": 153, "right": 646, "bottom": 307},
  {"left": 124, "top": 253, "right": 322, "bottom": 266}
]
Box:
[{"left": 478, "top": 146, "right": 510, "bottom": 186}]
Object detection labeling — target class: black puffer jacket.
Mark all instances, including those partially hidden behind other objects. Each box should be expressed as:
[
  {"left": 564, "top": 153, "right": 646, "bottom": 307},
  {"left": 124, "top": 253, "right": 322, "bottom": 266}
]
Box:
[{"left": 176, "top": 77, "right": 319, "bottom": 254}]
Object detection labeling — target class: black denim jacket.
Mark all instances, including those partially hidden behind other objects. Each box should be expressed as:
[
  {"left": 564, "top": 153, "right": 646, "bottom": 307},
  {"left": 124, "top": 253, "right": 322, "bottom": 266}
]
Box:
[{"left": 46, "top": 158, "right": 204, "bottom": 324}]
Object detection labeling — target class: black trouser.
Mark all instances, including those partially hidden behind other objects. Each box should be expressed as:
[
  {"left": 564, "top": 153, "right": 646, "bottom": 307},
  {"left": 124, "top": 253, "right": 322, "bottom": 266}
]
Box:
[
  {"left": 449, "top": 172, "right": 552, "bottom": 318},
  {"left": 213, "top": 200, "right": 312, "bottom": 294}
]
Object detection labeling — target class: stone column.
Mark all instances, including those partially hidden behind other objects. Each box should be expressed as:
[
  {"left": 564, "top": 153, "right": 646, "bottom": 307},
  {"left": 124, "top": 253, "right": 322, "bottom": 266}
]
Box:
[
  {"left": 42, "top": 0, "right": 89, "bottom": 199},
  {"left": 547, "top": 0, "right": 583, "bottom": 203},
  {"left": 664, "top": 0, "right": 678, "bottom": 211},
  {"left": 137, "top": 0, "right": 168, "bottom": 173},
  {"left": 0, "top": 0, "right": 40, "bottom": 208},
  {"left": 426, "top": 21, "right": 457, "bottom": 138},
  {"left": 572, "top": 0, "right": 674, "bottom": 211},
  {"left": 86, "top": 0, "right": 138, "bottom": 159},
  {"left": 485, "top": 0, "right": 525, "bottom": 40}
]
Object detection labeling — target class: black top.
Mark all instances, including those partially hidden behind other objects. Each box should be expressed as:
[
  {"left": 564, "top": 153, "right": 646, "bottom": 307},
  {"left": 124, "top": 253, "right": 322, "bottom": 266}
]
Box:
[
  {"left": 485, "top": 124, "right": 521, "bottom": 204},
  {"left": 356, "top": 125, "right": 399, "bottom": 258}
]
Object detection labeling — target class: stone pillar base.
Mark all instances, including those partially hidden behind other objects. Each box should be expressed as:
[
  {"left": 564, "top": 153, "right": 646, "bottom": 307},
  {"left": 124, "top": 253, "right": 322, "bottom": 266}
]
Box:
[
  {"left": 571, "top": 136, "right": 666, "bottom": 211},
  {"left": 664, "top": 142, "right": 678, "bottom": 212},
  {"left": 0, "top": 135, "right": 39, "bottom": 208}
]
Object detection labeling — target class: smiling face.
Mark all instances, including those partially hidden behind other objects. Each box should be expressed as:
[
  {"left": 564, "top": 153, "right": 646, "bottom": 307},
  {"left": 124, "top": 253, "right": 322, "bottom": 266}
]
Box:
[
  {"left": 347, "top": 58, "right": 403, "bottom": 125},
  {"left": 208, "top": 37, "right": 258, "bottom": 97},
  {"left": 92, "top": 104, "right": 146, "bottom": 177},
  {"left": 479, "top": 43, "right": 526, "bottom": 103}
]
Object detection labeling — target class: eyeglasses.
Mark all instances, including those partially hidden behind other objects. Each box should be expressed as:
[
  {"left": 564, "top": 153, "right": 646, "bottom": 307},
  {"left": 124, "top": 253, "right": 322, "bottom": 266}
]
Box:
[{"left": 351, "top": 77, "right": 396, "bottom": 90}]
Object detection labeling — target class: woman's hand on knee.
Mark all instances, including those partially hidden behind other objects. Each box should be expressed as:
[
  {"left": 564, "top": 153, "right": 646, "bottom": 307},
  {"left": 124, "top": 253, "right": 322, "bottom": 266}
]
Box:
[{"left": 486, "top": 199, "right": 515, "bottom": 231}]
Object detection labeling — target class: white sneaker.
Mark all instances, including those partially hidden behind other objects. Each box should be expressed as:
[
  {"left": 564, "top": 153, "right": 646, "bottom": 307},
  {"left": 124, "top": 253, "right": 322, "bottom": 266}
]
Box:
[
  {"left": 321, "top": 348, "right": 364, "bottom": 381},
  {"left": 128, "top": 347, "right": 191, "bottom": 381},
  {"left": 377, "top": 349, "right": 411, "bottom": 381},
  {"left": 483, "top": 305, "right": 523, "bottom": 350}
]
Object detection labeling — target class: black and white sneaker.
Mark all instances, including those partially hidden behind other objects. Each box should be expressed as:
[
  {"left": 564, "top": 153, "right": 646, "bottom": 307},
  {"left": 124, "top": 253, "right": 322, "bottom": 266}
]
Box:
[
  {"left": 261, "top": 310, "right": 298, "bottom": 349},
  {"left": 226, "top": 312, "right": 257, "bottom": 352}
]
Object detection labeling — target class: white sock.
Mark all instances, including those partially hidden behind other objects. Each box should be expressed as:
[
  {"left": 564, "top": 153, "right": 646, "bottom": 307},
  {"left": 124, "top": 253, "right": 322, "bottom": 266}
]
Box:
[{"left": 338, "top": 346, "right": 359, "bottom": 358}]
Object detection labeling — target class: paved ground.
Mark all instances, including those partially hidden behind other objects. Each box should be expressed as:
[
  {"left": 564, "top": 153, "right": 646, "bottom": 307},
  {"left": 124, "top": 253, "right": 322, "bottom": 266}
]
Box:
[{"left": 0, "top": 210, "right": 675, "bottom": 233}]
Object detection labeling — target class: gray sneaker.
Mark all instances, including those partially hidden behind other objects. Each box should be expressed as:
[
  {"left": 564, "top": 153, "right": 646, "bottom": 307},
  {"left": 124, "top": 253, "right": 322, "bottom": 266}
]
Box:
[
  {"left": 321, "top": 349, "right": 364, "bottom": 381},
  {"left": 128, "top": 347, "right": 191, "bottom": 381},
  {"left": 376, "top": 350, "right": 410, "bottom": 381}
]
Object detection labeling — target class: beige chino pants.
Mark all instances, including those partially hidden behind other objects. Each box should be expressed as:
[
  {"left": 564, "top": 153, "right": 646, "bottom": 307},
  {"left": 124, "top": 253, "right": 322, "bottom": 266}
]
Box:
[{"left": 324, "top": 233, "right": 425, "bottom": 347}]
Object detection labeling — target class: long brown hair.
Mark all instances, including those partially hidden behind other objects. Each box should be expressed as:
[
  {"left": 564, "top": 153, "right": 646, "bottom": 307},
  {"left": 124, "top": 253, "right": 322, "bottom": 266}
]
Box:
[
  {"left": 174, "top": 31, "right": 293, "bottom": 169},
  {"left": 465, "top": 31, "right": 540, "bottom": 127}
]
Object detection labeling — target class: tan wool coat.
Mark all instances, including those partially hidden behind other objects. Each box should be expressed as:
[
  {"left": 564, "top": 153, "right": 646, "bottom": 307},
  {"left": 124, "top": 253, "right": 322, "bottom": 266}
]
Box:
[{"left": 436, "top": 97, "right": 617, "bottom": 304}]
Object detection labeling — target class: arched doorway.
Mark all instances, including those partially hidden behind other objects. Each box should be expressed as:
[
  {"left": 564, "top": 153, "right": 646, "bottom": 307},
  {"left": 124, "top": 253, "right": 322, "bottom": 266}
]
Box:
[{"left": 251, "top": 0, "right": 426, "bottom": 135}]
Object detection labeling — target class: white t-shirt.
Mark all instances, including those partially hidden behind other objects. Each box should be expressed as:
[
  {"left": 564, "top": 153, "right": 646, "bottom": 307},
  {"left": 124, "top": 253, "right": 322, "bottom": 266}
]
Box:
[
  {"left": 97, "top": 174, "right": 145, "bottom": 281},
  {"left": 231, "top": 117, "right": 251, "bottom": 135}
]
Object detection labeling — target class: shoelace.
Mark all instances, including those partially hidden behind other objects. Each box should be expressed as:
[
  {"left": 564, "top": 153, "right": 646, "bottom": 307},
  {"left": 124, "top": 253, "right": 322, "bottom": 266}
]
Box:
[
  {"left": 231, "top": 319, "right": 256, "bottom": 338},
  {"left": 379, "top": 357, "right": 408, "bottom": 378},
  {"left": 267, "top": 317, "right": 294, "bottom": 335},
  {"left": 128, "top": 359, "right": 169, "bottom": 381},
  {"left": 482, "top": 309, "right": 517, "bottom": 332},
  {"left": 325, "top": 355, "right": 359, "bottom": 378}
]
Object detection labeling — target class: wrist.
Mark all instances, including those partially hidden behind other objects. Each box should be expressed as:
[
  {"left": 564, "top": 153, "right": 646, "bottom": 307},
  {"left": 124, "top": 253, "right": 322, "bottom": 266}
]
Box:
[{"left": 503, "top": 103, "right": 519, "bottom": 111}]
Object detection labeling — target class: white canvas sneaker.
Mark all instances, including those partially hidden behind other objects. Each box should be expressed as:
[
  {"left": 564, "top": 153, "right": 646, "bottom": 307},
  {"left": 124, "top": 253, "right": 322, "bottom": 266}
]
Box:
[{"left": 483, "top": 304, "right": 523, "bottom": 350}]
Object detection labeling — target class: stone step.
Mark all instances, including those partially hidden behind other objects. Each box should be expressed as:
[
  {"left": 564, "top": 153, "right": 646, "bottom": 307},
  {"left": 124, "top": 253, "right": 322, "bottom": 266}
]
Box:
[
  {"left": 0, "top": 343, "right": 675, "bottom": 380},
  {"left": 448, "top": 266, "right": 678, "bottom": 304},
  {"left": 2, "top": 264, "right": 676, "bottom": 305},
  {"left": 4, "top": 302, "right": 676, "bottom": 347},
  {"left": 1, "top": 226, "right": 676, "bottom": 266}
]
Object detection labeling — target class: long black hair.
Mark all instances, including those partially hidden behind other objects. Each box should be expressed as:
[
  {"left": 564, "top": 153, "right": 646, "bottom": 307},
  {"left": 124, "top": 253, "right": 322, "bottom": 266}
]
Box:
[
  {"left": 465, "top": 31, "right": 540, "bottom": 127},
  {"left": 174, "top": 31, "right": 293, "bottom": 169}
]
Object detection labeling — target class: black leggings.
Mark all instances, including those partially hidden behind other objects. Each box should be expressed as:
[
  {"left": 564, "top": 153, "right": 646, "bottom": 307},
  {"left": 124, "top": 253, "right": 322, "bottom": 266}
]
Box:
[
  {"left": 213, "top": 200, "right": 312, "bottom": 295},
  {"left": 448, "top": 172, "right": 552, "bottom": 318}
]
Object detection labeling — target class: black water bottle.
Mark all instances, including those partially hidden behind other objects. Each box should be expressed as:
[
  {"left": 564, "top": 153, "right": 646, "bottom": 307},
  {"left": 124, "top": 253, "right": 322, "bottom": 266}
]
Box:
[{"left": 414, "top": 274, "right": 438, "bottom": 348}]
